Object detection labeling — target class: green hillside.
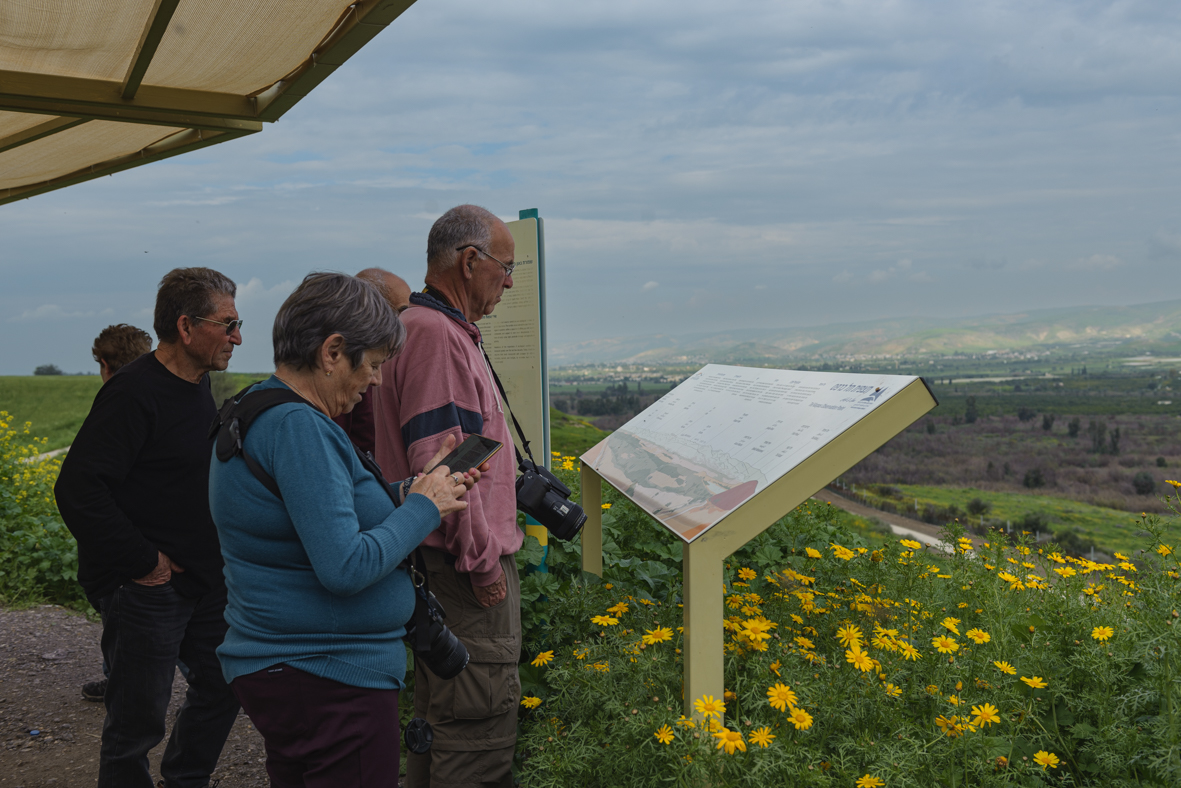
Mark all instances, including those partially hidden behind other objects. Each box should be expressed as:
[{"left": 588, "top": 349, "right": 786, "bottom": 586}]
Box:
[
  {"left": 549, "top": 407, "right": 610, "bottom": 457},
  {"left": 0, "top": 376, "right": 103, "bottom": 451}
]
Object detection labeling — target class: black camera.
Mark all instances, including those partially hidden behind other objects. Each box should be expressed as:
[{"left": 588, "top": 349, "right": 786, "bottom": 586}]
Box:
[
  {"left": 516, "top": 459, "right": 588, "bottom": 541},
  {"left": 405, "top": 586, "right": 469, "bottom": 680}
]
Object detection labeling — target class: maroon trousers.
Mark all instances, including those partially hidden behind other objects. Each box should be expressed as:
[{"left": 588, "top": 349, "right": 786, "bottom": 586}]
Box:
[{"left": 232, "top": 664, "right": 401, "bottom": 787}]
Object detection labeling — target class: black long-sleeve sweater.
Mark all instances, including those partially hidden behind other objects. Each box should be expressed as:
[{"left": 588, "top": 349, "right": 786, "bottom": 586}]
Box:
[{"left": 54, "top": 352, "right": 223, "bottom": 607}]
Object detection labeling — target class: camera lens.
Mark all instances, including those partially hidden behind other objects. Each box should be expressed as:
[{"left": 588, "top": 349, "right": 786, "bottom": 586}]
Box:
[
  {"left": 425, "top": 623, "right": 470, "bottom": 679},
  {"left": 541, "top": 489, "right": 587, "bottom": 541}
]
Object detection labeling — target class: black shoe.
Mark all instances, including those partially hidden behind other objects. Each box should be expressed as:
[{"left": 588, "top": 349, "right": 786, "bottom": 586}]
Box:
[{"left": 81, "top": 679, "right": 107, "bottom": 702}]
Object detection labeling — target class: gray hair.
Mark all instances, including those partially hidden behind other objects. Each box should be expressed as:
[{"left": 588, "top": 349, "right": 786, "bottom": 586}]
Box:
[
  {"left": 272, "top": 272, "right": 405, "bottom": 371},
  {"left": 154, "top": 267, "right": 236, "bottom": 343},
  {"left": 426, "top": 204, "right": 500, "bottom": 276}
]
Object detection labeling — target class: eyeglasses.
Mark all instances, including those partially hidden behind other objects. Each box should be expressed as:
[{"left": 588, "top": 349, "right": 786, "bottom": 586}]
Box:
[
  {"left": 455, "top": 245, "right": 515, "bottom": 277},
  {"left": 192, "top": 315, "right": 244, "bottom": 335}
]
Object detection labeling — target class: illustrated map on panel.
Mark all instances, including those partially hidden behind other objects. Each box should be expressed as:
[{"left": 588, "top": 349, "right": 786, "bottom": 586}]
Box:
[{"left": 581, "top": 365, "right": 922, "bottom": 542}]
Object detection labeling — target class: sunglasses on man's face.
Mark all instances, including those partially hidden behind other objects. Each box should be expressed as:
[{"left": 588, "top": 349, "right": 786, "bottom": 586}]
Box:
[{"left": 192, "top": 315, "right": 244, "bottom": 335}]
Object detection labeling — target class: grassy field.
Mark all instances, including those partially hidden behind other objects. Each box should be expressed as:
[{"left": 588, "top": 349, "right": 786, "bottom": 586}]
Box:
[
  {"left": 0, "top": 376, "right": 103, "bottom": 451},
  {"left": 549, "top": 407, "right": 610, "bottom": 457},
  {"left": 851, "top": 482, "right": 1151, "bottom": 556},
  {"left": 0, "top": 372, "right": 267, "bottom": 451}
]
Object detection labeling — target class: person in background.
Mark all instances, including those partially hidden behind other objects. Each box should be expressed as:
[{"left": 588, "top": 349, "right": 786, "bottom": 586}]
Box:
[
  {"left": 79, "top": 323, "right": 154, "bottom": 702},
  {"left": 209, "top": 272, "right": 485, "bottom": 787},
  {"left": 92, "top": 323, "right": 153, "bottom": 383},
  {"left": 373, "top": 205, "right": 523, "bottom": 788},
  {"left": 331, "top": 268, "right": 413, "bottom": 455},
  {"left": 55, "top": 267, "right": 243, "bottom": 788}
]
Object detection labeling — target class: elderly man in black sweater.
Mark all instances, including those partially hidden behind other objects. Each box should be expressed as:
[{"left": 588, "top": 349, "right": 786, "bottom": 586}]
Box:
[{"left": 56, "top": 267, "right": 243, "bottom": 788}]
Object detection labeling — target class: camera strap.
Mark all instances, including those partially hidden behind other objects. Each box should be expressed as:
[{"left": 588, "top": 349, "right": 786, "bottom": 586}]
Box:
[{"left": 479, "top": 345, "right": 542, "bottom": 473}]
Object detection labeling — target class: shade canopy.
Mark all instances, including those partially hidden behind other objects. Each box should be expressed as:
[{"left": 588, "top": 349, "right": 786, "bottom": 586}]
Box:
[{"left": 0, "top": 0, "right": 416, "bottom": 205}]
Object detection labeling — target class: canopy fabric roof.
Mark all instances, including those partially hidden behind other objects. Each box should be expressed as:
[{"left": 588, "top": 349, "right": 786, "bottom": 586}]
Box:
[{"left": 0, "top": 0, "right": 416, "bottom": 205}]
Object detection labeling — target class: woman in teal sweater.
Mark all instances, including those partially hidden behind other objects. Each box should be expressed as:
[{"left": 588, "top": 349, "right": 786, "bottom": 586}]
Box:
[{"left": 209, "top": 273, "right": 484, "bottom": 787}]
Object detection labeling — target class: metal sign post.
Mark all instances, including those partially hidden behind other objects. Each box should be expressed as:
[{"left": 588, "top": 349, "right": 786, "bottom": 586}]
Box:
[{"left": 481, "top": 209, "right": 550, "bottom": 563}]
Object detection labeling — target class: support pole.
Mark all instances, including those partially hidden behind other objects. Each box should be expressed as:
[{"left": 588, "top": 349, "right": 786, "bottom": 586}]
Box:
[
  {"left": 683, "top": 539, "right": 725, "bottom": 722},
  {"left": 580, "top": 465, "right": 602, "bottom": 576}
]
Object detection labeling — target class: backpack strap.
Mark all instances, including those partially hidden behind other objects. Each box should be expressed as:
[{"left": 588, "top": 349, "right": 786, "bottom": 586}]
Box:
[
  {"left": 210, "top": 384, "right": 402, "bottom": 508},
  {"left": 211, "top": 386, "right": 307, "bottom": 500}
]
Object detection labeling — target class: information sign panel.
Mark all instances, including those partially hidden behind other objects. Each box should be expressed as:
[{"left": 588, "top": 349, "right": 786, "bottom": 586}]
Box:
[
  {"left": 479, "top": 212, "right": 550, "bottom": 465},
  {"left": 583, "top": 365, "right": 928, "bottom": 542}
]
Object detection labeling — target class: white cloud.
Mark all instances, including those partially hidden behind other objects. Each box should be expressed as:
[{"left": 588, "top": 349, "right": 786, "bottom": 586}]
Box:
[
  {"left": 4, "top": 0, "right": 1181, "bottom": 368},
  {"left": 1071, "top": 254, "right": 1125, "bottom": 271},
  {"left": 642, "top": 281, "right": 659, "bottom": 291},
  {"left": 9, "top": 304, "right": 97, "bottom": 322}
]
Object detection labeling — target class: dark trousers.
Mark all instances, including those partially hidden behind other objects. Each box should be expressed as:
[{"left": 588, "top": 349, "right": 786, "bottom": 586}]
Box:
[
  {"left": 97, "top": 582, "right": 239, "bottom": 788},
  {"left": 232, "top": 664, "right": 401, "bottom": 787},
  {"left": 405, "top": 550, "right": 520, "bottom": 788}
]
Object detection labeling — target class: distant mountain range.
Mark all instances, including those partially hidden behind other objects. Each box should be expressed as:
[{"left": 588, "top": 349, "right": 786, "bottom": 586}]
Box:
[{"left": 550, "top": 299, "right": 1181, "bottom": 365}]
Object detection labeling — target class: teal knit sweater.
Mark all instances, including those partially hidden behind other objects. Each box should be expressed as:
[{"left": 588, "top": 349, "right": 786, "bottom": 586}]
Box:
[{"left": 209, "top": 377, "right": 440, "bottom": 689}]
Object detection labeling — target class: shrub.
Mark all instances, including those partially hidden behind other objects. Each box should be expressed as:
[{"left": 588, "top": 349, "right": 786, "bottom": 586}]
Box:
[
  {"left": 1133, "top": 472, "right": 1156, "bottom": 495},
  {"left": 1023, "top": 468, "right": 1046, "bottom": 488},
  {"left": 1017, "top": 407, "right": 1037, "bottom": 422},
  {"left": 1042, "top": 413, "right": 1056, "bottom": 431},
  {"left": 1159, "top": 456, "right": 1169, "bottom": 468},
  {"left": 516, "top": 462, "right": 1181, "bottom": 787},
  {"left": 966, "top": 497, "right": 991, "bottom": 516},
  {"left": 33, "top": 364, "right": 62, "bottom": 376},
  {"left": 1068, "top": 417, "right": 1081, "bottom": 438},
  {"left": 0, "top": 412, "right": 84, "bottom": 608}
]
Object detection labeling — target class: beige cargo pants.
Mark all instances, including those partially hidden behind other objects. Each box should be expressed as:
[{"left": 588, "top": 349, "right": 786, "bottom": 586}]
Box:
[{"left": 405, "top": 548, "right": 521, "bottom": 788}]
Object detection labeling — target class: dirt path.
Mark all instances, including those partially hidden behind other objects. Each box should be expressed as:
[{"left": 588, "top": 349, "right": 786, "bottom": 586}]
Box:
[
  {"left": 813, "top": 489, "right": 955, "bottom": 551},
  {"left": 0, "top": 605, "right": 268, "bottom": 788}
]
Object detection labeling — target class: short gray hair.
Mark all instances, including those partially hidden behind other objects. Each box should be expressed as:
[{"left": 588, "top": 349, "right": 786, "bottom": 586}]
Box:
[
  {"left": 272, "top": 272, "right": 405, "bottom": 371},
  {"left": 154, "top": 267, "right": 236, "bottom": 343},
  {"left": 426, "top": 204, "right": 500, "bottom": 276}
]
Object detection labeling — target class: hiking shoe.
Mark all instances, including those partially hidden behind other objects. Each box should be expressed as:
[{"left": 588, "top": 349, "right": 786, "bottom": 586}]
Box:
[{"left": 81, "top": 679, "right": 107, "bottom": 702}]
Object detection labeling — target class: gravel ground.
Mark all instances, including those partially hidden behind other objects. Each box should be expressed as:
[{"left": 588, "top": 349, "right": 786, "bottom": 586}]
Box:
[{"left": 0, "top": 605, "right": 269, "bottom": 788}]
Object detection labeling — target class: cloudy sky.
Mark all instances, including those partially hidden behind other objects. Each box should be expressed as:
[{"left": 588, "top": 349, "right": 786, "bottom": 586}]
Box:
[{"left": 3, "top": 0, "right": 1180, "bottom": 374}]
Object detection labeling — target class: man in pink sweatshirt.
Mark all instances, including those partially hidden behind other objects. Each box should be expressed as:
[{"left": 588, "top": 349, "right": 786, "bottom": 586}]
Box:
[{"left": 373, "top": 204, "right": 523, "bottom": 788}]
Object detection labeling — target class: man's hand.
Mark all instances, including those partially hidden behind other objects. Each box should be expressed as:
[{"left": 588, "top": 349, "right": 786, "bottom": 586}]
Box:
[
  {"left": 133, "top": 550, "right": 185, "bottom": 586},
  {"left": 473, "top": 569, "right": 507, "bottom": 608}
]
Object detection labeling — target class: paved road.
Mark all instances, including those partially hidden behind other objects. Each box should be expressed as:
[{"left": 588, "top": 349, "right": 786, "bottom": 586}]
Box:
[{"left": 813, "top": 489, "right": 954, "bottom": 552}]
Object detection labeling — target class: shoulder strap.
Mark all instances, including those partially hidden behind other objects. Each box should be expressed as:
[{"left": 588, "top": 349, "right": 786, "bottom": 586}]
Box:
[
  {"left": 211, "top": 386, "right": 308, "bottom": 500},
  {"left": 210, "top": 385, "right": 401, "bottom": 507},
  {"left": 478, "top": 345, "right": 538, "bottom": 471}
]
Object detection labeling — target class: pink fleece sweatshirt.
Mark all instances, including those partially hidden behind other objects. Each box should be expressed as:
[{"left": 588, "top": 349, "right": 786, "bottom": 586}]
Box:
[{"left": 372, "top": 298, "right": 522, "bottom": 587}]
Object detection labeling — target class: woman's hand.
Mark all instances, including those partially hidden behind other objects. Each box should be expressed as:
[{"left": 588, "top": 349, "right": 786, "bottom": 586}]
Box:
[
  {"left": 409, "top": 465, "right": 469, "bottom": 518},
  {"left": 421, "top": 435, "right": 492, "bottom": 491}
]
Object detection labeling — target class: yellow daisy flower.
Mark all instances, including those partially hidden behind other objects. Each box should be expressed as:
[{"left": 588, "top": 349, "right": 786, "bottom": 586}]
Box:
[
  {"left": 694, "top": 695, "right": 725, "bottom": 719},
  {"left": 1091, "top": 626, "right": 1114, "bottom": 641},
  {"left": 993, "top": 661, "right": 1016, "bottom": 675},
  {"left": 788, "top": 706, "right": 813, "bottom": 730},
  {"left": 931, "top": 635, "right": 960, "bottom": 654},
  {"left": 766, "top": 683, "right": 798, "bottom": 712},
  {"left": 712, "top": 728, "right": 746, "bottom": 754},
  {"left": 654, "top": 725, "right": 674, "bottom": 745},
  {"left": 1033, "top": 751, "right": 1060, "bottom": 770},
  {"left": 530, "top": 650, "right": 555, "bottom": 667},
  {"left": 749, "top": 726, "right": 775, "bottom": 748},
  {"left": 1020, "top": 675, "right": 1048, "bottom": 689}
]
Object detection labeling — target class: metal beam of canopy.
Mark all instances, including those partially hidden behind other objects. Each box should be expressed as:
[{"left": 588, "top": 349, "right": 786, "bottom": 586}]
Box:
[{"left": 0, "top": 0, "right": 416, "bottom": 207}]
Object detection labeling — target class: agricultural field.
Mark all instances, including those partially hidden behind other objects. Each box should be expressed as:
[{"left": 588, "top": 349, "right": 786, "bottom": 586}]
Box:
[
  {"left": 841, "top": 408, "right": 1180, "bottom": 514},
  {"left": 842, "top": 483, "right": 1152, "bottom": 558},
  {"left": 0, "top": 375, "right": 102, "bottom": 451},
  {"left": 0, "top": 371, "right": 267, "bottom": 451}
]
